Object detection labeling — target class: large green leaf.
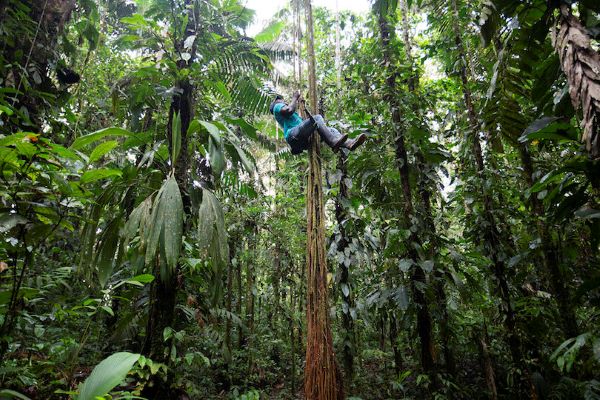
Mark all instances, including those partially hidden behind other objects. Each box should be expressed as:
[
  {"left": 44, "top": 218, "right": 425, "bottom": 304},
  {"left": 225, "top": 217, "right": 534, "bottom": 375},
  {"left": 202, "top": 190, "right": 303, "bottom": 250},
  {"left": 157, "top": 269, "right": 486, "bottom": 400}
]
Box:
[
  {"left": 124, "top": 196, "right": 153, "bottom": 244},
  {"left": 77, "top": 352, "right": 140, "bottom": 400},
  {"left": 81, "top": 168, "right": 123, "bottom": 184},
  {"left": 0, "top": 287, "right": 39, "bottom": 305},
  {"left": 225, "top": 117, "right": 258, "bottom": 140},
  {"left": 121, "top": 13, "right": 149, "bottom": 28},
  {"left": 47, "top": 142, "right": 81, "bottom": 160},
  {"left": 71, "top": 128, "right": 132, "bottom": 150},
  {"left": 145, "top": 195, "right": 164, "bottom": 268},
  {"left": 89, "top": 140, "right": 119, "bottom": 163},
  {"left": 225, "top": 141, "right": 255, "bottom": 174},
  {"left": 0, "top": 389, "right": 32, "bottom": 400},
  {"left": 171, "top": 112, "right": 182, "bottom": 166},
  {"left": 161, "top": 176, "right": 184, "bottom": 271},
  {"left": 519, "top": 117, "right": 578, "bottom": 143},
  {"left": 200, "top": 121, "right": 222, "bottom": 145},
  {"left": 96, "top": 217, "right": 122, "bottom": 288},
  {"left": 198, "top": 189, "right": 228, "bottom": 268},
  {"left": 144, "top": 177, "right": 183, "bottom": 277},
  {"left": 254, "top": 21, "right": 284, "bottom": 43},
  {"left": 209, "top": 137, "right": 225, "bottom": 179}
]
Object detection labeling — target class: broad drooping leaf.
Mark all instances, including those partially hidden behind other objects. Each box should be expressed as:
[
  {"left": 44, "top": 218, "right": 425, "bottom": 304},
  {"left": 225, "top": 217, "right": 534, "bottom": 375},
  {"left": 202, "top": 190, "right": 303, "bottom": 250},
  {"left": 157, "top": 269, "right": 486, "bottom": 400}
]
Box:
[
  {"left": 80, "top": 168, "right": 123, "bottom": 184},
  {"left": 0, "top": 389, "right": 31, "bottom": 400},
  {"left": 96, "top": 217, "right": 122, "bottom": 288},
  {"left": 171, "top": 112, "right": 182, "bottom": 167},
  {"left": 254, "top": 21, "right": 285, "bottom": 43},
  {"left": 145, "top": 176, "right": 184, "bottom": 278},
  {"left": 197, "top": 188, "right": 229, "bottom": 270},
  {"left": 209, "top": 137, "right": 225, "bottom": 179},
  {"left": 89, "top": 140, "right": 119, "bottom": 163},
  {"left": 124, "top": 196, "right": 153, "bottom": 246},
  {"left": 518, "top": 117, "right": 578, "bottom": 143},
  {"left": 77, "top": 352, "right": 140, "bottom": 400},
  {"left": 71, "top": 127, "right": 132, "bottom": 150}
]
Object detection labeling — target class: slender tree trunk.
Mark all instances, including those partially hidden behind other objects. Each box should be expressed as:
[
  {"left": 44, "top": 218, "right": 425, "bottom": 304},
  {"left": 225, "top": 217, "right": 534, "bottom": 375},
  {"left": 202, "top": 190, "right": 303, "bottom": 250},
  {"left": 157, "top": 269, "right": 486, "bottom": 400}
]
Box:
[
  {"left": 303, "top": 1, "right": 343, "bottom": 398},
  {"left": 294, "top": 0, "right": 306, "bottom": 358},
  {"left": 335, "top": 150, "right": 355, "bottom": 383},
  {"left": 0, "top": 245, "right": 32, "bottom": 361},
  {"left": 142, "top": 2, "right": 199, "bottom": 383},
  {"left": 246, "top": 241, "right": 255, "bottom": 343},
  {"left": 479, "top": 328, "right": 498, "bottom": 400},
  {"left": 225, "top": 241, "right": 234, "bottom": 362},
  {"left": 289, "top": 279, "right": 297, "bottom": 395},
  {"left": 141, "top": 75, "right": 192, "bottom": 398},
  {"left": 400, "top": 0, "right": 455, "bottom": 375},
  {"left": 389, "top": 313, "right": 403, "bottom": 375},
  {"left": 379, "top": 311, "right": 386, "bottom": 351},
  {"left": 335, "top": 0, "right": 341, "bottom": 91},
  {"left": 377, "top": 5, "right": 435, "bottom": 373},
  {"left": 295, "top": 0, "right": 303, "bottom": 87},
  {"left": 272, "top": 243, "right": 281, "bottom": 333},
  {"left": 519, "top": 146, "right": 578, "bottom": 337},
  {"left": 450, "top": 0, "right": 527, "bottom": 392},
  {"left": 143, "top": 77, "right": 192, "bottom": 361},
  {"left": 237, "top": 240, "right": 244, "bottom": 349}
]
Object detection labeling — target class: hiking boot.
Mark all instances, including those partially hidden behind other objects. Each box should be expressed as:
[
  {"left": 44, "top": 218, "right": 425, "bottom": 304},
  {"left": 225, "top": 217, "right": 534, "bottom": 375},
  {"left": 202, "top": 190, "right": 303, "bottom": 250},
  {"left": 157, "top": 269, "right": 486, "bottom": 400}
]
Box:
[
  {"left": 317, "top": 125, "right": 348, "bottom": 151},
  {"left": 343, "top": 133, "right": 367, "bottom": 151}
]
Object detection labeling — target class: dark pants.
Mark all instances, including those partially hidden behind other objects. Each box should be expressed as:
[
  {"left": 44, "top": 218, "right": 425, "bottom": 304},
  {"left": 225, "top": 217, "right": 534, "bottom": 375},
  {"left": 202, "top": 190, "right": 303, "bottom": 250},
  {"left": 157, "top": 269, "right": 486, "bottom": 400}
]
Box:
[{"left": 286, "top": 114, "right": 342, "bottom": 155}]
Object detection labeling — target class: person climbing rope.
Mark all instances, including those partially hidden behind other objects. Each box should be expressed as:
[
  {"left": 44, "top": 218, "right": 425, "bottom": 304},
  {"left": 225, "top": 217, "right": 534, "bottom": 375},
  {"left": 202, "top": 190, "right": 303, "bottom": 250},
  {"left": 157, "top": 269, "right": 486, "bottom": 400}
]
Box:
[{"left": 270, "top": 91, "right": 367, "bottom": 155}]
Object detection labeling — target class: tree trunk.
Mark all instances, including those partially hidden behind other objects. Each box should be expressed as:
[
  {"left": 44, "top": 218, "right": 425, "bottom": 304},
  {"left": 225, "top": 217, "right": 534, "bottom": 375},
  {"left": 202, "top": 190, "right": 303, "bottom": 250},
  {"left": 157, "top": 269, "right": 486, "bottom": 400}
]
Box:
[
  {"left": 141, "top": 78, "right": 192, "bottom": 400},
  {"left": 0, "top": 246, "right": 33, "bottom": 361},
  {"left": 237, "top": 240, "right": 244, "bottom": 349},
  {"left": 303, "top": 1, "right": 343, "bottom": 399},
  {"left": 143, "top": 77, "right": 193, "bottom": 362},
  {"left": 479, "top": 328, "right": 498, "bottom": 400},
  {"left": 400, "top": 0, "right": 455, "bottom": 375},
  {"left": 142, "top": 4, "right": 198, "bottom": 396},
  {"left": 379, "top": 311, "right": 386, "bottom": 351},
  {"left": 450, "top": 0, "right": 527, "bottom": 391},
  {"left": 246, "top": 243, "right": 254, "bottom": 343},
  {"left": 335, "top": 150, "right": 355, "bottom": 383},
  {"left": 289, "top": 279, "right": 297, "bottom": 395},
  {"left": 377, "top": 4, "right": 436, "bottom": 373},
  {"left": 389, "top": 313, "right": 403, "bottom": 375},
  {"left": 225, "top": 241, "right": 234, "bottom": 362},
  {"left": 272, "top": 243, "right": 281, "bottom": 333},
  {"left": 519, "top": 146, "right": 578, "bottom": 337}
]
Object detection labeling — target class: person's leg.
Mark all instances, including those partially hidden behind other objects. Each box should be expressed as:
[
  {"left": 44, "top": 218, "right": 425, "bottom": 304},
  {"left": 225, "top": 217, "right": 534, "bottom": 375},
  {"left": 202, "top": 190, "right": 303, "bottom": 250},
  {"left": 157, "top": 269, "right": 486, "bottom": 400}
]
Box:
[
  {"left": 313, "top": 114, "right": 367, "bottom": 151},
  {"left": 287, "top": 115, "right": 366, "bottom": 152},
  {"left": 312, "top": 115, "right": 348, "bottom": 150}
]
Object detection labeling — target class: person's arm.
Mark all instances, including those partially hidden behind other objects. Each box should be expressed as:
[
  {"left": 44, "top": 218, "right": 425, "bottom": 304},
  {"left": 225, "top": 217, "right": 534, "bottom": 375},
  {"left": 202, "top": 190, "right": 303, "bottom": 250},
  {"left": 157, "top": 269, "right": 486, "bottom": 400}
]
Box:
[{"left": 280, "top": 91, "right": 302, "bottom": 116}]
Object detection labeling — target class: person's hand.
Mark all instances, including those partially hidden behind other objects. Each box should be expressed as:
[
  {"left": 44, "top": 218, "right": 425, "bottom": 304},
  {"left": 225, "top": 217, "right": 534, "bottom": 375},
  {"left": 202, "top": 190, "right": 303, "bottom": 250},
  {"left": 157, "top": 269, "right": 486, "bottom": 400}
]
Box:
[{"left": 293, "top": 90, "right": 301, "bottom": 100}]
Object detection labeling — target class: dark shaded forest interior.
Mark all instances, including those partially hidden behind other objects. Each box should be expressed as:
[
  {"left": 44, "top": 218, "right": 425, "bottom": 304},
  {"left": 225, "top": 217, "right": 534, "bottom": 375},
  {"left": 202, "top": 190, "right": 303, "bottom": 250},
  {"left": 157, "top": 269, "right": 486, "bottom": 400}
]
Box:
[{"left": 0, "top": 0, "right": 600, "bottom": 399}]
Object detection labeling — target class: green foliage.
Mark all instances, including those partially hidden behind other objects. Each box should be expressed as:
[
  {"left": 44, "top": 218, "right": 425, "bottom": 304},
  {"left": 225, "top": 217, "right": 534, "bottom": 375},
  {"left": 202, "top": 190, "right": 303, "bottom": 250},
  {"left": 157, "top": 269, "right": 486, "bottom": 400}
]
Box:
[
  {"left": 1, "top": 0, "right": 599, "bottom": 399},
  {"left": 144, "top": 176, "right": 184, "bottom": 279},
  {"left": 198, "top": 189, "right": 229, "bottom": 270},
  {"left": 71, "top": 128, "right": 132, "bottom": 150},
  {"left": 77, "top": 352, "right": 140, "bottom": 400}
]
